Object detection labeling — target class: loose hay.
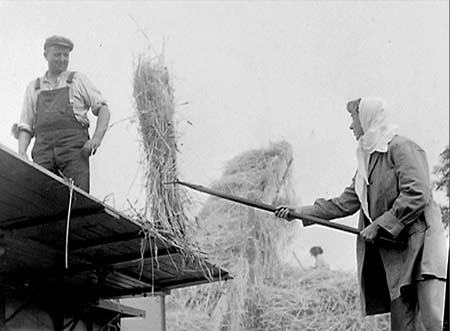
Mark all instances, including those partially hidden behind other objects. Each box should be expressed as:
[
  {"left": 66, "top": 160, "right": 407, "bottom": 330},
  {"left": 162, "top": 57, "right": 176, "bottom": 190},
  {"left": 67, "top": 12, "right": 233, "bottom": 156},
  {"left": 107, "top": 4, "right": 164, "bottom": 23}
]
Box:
[
  {"left": 167, "top": 266, "right": 390, "bottom": 331},
  {"left": 257, "top": 266, "right": 390, "bottom": 331}
]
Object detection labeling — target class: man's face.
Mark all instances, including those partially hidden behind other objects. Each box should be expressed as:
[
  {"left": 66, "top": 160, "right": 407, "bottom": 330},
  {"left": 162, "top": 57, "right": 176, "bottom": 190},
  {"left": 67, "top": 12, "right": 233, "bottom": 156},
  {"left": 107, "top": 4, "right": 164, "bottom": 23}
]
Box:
[
  {"left": 348, "top": 100, "right": 364, "bottom": 140},
  {"left": 44, "top": 45, "right": 70, "bottom": 74}
]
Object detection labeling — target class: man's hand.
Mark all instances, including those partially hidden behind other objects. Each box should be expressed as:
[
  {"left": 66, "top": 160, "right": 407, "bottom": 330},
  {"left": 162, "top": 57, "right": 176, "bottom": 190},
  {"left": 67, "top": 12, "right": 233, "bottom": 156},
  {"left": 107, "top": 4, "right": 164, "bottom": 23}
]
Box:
[
  {"left": 360, "top": 222, "right": 380, "bottom": 243},
  {"left": 274, "top": 205, "right": 297, "bottom": 222},
  {"left": 82, "top": 136, "right": 102, "bottom": 156},
  {"left": 19, "top": 152, "right": 29, "bottom": 160},
  {"left": 83, "top": 105, "right": 110, "bottom": 156}
]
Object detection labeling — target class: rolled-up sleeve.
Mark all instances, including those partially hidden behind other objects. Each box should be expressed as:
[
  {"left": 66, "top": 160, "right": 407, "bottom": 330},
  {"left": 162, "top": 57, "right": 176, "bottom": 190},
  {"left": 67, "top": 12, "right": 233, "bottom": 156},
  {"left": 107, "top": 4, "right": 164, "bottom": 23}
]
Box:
[
  {"left": 17, "top": 81, "right": 36, "bottom": 134},
  {"left": 73, "top": 72, "right": 107, "bottom": 116}
]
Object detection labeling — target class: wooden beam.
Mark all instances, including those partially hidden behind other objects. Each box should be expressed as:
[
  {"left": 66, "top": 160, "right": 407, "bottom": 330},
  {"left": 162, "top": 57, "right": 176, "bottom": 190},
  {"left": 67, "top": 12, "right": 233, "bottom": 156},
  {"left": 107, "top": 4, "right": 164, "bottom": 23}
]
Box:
[
  {"left": 106, "top": 246, "right": 181, "bottom": 269},
  {"left": 0, "top": 284, "right": 6, "bottom": 330},
  {"left": 94, "top": 300, "right": 146, "bottom": 318},
  {"left": 65, "top": 245, "right": 181, "bottom": 274},
  {"left": 69, "top": 231, "right": 143, "bottom": 251},
  {"left": 100, "top": 272, "right": 230, "bottom": 299},
  {"left": 0, "top": 232, "right": 91, "bottom": 271},
  {"left": 0, "top": 207, "right": 105, "bottom": 231}
]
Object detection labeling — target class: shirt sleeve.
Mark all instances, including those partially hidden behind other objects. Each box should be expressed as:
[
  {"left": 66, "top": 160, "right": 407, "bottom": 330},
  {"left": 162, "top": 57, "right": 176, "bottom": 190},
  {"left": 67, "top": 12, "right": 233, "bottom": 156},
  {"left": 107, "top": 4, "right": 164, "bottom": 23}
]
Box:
[
  {"left": 73, "top": 72, "right": 108, "bottom": 116},
  {"left": 301, "top": 176, "right": 361, "bottom": 226},
  {"left": 374, "top": 140, "right": 431, "bottom": 238},
  {"left": 17, "top": 80, "right": 36, "bottom": 135}
]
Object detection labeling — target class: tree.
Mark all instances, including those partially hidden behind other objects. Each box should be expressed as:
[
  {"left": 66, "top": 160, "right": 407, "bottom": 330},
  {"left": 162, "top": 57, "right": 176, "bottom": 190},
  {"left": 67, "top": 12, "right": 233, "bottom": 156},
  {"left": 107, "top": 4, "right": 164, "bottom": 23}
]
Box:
[{"left": 433, "top": 145, "right": 449, "bottom": 228}]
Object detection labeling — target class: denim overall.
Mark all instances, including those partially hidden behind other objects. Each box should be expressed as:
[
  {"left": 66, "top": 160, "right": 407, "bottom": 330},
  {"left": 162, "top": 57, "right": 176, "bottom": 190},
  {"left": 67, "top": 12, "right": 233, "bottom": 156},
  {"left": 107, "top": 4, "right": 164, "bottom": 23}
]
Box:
[{"left": 31, "top": 72, "right": 90, "bottom": 192}]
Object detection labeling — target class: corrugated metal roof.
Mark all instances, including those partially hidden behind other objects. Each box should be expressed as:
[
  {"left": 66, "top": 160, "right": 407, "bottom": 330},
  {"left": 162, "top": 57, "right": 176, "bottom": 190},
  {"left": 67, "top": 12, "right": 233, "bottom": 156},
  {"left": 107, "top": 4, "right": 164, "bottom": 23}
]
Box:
[{"left": 0, "top": 144, "right": 230, "bottom": 303}]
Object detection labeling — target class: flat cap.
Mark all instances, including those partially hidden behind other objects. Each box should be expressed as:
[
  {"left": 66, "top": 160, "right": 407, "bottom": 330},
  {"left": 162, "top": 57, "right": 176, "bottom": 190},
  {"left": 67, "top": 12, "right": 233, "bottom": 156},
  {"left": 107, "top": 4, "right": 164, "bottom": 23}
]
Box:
[{"left": 44, "top": 35, "right": 74, "bottom": 51}]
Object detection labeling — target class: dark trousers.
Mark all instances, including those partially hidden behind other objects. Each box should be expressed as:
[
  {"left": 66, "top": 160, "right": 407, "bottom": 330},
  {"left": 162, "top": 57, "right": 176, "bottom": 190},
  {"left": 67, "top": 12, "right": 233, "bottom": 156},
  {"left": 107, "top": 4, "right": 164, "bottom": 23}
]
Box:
[{"left": 32, "top": 128, "right": 90, "bottom": 192}]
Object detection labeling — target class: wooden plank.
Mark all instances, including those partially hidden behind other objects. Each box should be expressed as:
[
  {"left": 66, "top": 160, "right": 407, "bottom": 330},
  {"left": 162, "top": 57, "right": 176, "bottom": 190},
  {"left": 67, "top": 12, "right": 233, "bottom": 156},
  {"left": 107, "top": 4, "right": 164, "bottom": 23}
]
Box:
[
  {"left": 94, "top": 300, "right": 145, "bottom": 318},
  {"left": 0, "top": 207, "right": 104, "bottom": 232},
  {"left": 69, "top": 231, "right": 142, "bottom": 251},
  {"left": 0, "top": 233, "right": 90, "bottom": 275},
  {"left": 105, "top": 271, "right": 153, "bottom": 288}
]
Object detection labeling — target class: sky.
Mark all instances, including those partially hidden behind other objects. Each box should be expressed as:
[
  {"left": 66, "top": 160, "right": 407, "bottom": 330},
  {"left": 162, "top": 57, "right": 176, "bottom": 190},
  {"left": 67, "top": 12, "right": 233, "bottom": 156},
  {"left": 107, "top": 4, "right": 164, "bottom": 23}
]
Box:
[{"left": 0, "top": 1, "right": 448, "bottom": 271}]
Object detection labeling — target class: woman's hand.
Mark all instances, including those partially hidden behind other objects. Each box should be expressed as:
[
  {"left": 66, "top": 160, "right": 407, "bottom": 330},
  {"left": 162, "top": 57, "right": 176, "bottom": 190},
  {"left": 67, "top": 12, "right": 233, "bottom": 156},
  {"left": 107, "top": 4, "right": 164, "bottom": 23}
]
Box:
[
  {"left": 360, "top": 222, "right": 380, "bottom": 243},
  {"left": 274, "top": 205, "right": 297, "bottom": 222}
]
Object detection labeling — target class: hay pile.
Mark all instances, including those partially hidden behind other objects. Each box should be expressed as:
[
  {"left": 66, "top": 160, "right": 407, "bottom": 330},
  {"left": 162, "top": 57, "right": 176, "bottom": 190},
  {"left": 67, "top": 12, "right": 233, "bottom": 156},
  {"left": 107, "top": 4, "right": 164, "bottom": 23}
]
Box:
[
  {"left": 196, "top": 141, "right": 298, "bottom": 274},
  {"left": 167, "top": 141, "right": 300, "bottom": 330},
  {"left": 166, "top": 142, "right": 390, "bottom": 330},
  {"left": 133, "top": 53, "right": 188, "bottom": 238},
  {"left": 257, "top": 266, "right": 390, "bottom": 331},
  {"left": 168, "top": 267, "right": 390, "bottom": 331}
]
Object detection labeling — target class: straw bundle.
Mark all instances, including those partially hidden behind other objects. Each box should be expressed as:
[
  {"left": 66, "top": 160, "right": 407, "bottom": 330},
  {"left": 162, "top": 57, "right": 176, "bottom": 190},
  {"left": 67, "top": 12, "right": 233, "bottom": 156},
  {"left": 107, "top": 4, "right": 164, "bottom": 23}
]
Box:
[
  {"left": 133, "top": 53, "right": 187, "bottom": 238},
  {"left": 131, "top": 52, "right": 217, "bottom": 287}
]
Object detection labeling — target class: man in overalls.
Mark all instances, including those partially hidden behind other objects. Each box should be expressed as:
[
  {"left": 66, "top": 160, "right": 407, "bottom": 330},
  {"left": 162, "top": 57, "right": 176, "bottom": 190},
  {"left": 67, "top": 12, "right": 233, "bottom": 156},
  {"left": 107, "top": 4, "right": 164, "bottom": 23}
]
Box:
[{"left": 15, "top": 36, "right": 111, "bottom": 193}]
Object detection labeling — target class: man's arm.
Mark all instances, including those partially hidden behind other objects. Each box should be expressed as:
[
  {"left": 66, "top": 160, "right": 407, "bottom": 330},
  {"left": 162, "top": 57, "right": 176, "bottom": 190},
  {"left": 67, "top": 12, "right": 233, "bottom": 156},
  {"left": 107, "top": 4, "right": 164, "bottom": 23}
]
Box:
[
  {"left": 83, "top": 105, "right": 111, "bottom": 155},
  {"left": 16, "top": 80, "right": 36, "bottom": 158},
  {"left": 18, "top": 130, "right": 32, "bottom": 158},
  {"left": 74, "top": 72, "right": 111, "bottom": 155}
]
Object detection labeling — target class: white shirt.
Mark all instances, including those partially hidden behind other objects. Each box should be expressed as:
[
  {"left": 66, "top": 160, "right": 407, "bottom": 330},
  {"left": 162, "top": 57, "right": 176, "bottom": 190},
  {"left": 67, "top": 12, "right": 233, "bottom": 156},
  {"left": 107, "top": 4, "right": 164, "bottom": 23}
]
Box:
[{"left": 18, "top": 70, "right": 107, "bottom": 134}]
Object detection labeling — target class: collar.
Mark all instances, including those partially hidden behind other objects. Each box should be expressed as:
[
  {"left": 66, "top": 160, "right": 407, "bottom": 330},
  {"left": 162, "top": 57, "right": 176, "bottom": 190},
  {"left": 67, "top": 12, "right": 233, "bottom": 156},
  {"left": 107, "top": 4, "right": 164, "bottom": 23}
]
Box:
[{"left": 43, "top": 70, "right": 69, "bottom": 85}]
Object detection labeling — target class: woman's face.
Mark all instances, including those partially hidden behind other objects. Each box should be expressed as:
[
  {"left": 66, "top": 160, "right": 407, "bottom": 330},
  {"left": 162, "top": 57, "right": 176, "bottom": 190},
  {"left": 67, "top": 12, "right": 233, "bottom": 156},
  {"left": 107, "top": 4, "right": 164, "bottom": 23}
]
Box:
[{"left": 348, "top": 101, "right": 364, "bottom": 140}]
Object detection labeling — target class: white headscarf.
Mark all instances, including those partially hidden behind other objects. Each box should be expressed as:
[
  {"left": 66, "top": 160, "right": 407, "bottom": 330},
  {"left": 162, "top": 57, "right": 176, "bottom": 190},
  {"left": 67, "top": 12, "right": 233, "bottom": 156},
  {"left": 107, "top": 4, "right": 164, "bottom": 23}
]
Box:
[{"left": 354, "top": 97, "right": 398, "bottom": 221}]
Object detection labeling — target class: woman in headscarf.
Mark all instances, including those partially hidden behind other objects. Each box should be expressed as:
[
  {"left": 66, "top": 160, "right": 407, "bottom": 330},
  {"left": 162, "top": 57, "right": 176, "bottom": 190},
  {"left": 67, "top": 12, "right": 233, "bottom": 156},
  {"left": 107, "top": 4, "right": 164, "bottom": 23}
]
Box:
[{"left": 275, "top": 97, "right": 447, "bottom": 331}]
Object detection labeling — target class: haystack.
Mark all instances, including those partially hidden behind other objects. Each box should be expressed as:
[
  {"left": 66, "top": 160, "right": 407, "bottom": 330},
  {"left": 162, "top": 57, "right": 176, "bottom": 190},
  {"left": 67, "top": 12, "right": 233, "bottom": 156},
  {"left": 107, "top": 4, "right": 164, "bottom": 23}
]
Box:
[
  {"left": 167, "top": 141, "right": 299, "bottom": 330},
  {"left": 197, "top": 141, "right": 298, "bottom": 273}
]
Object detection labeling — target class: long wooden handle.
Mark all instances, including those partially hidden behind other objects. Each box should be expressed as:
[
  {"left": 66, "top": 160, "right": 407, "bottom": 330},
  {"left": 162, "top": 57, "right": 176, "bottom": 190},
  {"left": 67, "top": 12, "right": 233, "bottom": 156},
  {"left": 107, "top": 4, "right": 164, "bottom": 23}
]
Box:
[{"left": 167, "top": 180, "right": 404, "bottom": 247}]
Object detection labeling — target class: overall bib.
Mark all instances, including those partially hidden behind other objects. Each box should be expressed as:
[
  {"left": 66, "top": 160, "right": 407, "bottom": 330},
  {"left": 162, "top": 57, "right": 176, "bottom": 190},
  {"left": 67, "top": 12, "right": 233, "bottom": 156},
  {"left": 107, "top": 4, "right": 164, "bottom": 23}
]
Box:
[{"left": 31, "top": 72, "right": 90, "bottom": 192}]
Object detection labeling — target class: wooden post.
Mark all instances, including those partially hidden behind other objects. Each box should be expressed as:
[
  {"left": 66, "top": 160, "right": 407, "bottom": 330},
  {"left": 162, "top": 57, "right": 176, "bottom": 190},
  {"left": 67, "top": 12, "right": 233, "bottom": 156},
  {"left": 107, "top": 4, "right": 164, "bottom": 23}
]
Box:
[
  {"left": 443, "top": 248, "right": 449, "bottom": 331},
  {"left": 160, "top": 294, "right": 166, "bottom": 331},
  {"left": 0, "top": 284, "right": 9, "bottom": 331}
]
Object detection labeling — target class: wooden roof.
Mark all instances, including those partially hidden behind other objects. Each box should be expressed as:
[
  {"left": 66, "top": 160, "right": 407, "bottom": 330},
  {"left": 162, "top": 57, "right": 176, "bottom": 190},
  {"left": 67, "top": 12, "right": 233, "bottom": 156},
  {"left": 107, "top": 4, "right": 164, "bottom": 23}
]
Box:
[{"left": 0, "top": 144, "right": 229, "bottom": 303}]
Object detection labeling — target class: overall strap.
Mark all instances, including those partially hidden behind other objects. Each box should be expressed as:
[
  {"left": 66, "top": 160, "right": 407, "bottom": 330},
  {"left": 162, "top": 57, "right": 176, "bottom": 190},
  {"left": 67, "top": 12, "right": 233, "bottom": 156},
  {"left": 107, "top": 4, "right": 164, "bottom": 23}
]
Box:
[
  {"left": 66, "top": 71, "right": 76, "bottom": 84},
  {"left": 34, "top": 77, "right": 41, "bottom": 90},
  {"left": 34, "top": 71, "right": 75, "bottom": 91}
]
